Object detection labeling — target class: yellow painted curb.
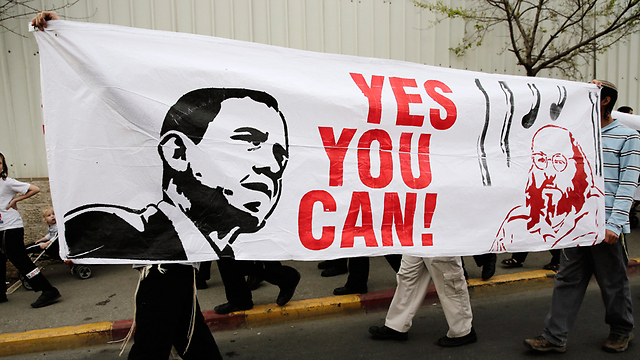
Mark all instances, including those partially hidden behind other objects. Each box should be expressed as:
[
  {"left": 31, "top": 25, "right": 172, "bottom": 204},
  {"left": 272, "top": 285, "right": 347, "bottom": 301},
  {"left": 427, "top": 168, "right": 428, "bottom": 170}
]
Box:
[
  {"left": 0, "top": 322, "right": 113, "bottom": 357},
  {"left": 1, "top": 258, "right": 638, "bottom": 356},
  {"left": 245, "top": 295, "right": 363, "bottom": 327},
  {"left": 468, "top": 270, "right": 553, "bottom": 289}
]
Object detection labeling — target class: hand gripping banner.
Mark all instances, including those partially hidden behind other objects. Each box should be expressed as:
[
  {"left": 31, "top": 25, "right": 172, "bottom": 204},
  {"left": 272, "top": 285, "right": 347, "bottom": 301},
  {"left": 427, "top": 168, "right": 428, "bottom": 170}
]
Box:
[{"left": 33, "top": 21, "right": 604, "bottom": 264}]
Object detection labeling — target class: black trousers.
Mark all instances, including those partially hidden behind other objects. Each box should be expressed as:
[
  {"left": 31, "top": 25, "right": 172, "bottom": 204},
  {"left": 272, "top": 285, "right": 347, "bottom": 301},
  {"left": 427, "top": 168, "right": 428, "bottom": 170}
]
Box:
[
  {"left": 472, "top": 253, "right": 497, "bottom": 267},
  {"left": 128, "top": 264, "right": 222, "bottom": 360},
  {"left": 196, "top": 261, "right": 212, "bottom": 282},
  {"left": 1, "top": 228, "right": 54, "bottom": 294},
  {"left": 217, "top": 259, "right": 298, "bottom": 306},
  {"left": 335, "top": 255, "right": 402, "bottom": 291}
]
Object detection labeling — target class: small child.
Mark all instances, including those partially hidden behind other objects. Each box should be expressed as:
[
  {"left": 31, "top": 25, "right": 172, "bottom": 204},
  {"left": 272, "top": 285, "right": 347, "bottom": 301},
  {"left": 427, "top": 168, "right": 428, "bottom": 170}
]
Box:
[
  {"left": 26, "top": 207, "right": 60, "bottom": 260},
  {"left": 36, "top": 207, "right": 58, "bottom": 250}
]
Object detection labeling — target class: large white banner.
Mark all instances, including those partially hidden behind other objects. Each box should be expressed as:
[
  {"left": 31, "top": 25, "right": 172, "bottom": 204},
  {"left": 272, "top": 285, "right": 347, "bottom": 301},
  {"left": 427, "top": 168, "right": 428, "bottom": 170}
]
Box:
[{"left": 34, "top": 21, "right": 605, "bottom": 264}]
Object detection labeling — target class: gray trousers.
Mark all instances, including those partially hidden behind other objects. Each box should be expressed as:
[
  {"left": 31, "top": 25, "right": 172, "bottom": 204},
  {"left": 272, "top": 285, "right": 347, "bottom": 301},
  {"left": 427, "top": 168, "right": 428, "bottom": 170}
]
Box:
[{"left": 542, "top": 235, "right": 634, "bottom": 346}]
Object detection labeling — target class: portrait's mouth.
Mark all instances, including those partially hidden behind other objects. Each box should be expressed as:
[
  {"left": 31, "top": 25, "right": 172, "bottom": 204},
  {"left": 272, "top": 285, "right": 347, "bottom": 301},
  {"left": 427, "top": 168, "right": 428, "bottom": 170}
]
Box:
[
  {"left": 541, "top": 186, "right": 562, "bottom": 196},
  {"left": 241, "top": 181, "right": 272, "bottom": 198}
]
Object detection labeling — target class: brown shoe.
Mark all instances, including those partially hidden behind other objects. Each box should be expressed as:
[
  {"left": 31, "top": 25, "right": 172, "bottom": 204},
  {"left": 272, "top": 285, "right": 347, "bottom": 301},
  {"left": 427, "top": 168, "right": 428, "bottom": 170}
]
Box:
[
  {"left": 602, "top": 333, "right": 633, "bottom": 353},
  {"left": 524, "top": 336, "right": 566, "bottom": 353}
]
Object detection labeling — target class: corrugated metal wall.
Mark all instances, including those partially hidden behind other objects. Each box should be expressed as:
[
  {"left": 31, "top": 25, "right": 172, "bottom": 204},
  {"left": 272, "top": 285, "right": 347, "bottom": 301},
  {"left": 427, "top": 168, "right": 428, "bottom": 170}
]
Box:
[{"left": 1, "top": 0, "right": 638, "bottom": 178}]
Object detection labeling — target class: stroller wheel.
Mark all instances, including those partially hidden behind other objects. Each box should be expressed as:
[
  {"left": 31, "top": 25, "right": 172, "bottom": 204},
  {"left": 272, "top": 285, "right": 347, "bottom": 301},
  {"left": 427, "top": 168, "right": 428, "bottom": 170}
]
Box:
[
  {"left": 76, "top": 266, "right": 92, "bottom": 279},
  {"left": 20, "top": 275, "right": 33, "bottom": 291}
]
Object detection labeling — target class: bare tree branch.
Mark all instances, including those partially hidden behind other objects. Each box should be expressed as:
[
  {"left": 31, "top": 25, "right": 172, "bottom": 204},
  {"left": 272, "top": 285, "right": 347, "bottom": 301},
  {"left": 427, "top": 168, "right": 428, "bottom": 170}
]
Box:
[
  {"left": 0, "top": 0, "right": 82, "bottom": 37},
  {"left": 414, "top": 0, "right": 640, "bottom": 78}
]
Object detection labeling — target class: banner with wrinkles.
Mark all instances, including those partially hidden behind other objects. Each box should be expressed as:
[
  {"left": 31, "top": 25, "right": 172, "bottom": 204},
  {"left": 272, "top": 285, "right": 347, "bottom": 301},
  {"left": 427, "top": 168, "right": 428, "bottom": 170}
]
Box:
[{"left": 33, "top": 21, "right": 605, "bottom": 264}]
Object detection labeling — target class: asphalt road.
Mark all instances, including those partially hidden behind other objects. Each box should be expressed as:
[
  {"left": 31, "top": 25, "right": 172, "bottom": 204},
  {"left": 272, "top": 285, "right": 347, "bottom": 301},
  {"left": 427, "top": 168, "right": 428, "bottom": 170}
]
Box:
[{"left": 6, "top": 272, "right": 640, "bottom": 359}]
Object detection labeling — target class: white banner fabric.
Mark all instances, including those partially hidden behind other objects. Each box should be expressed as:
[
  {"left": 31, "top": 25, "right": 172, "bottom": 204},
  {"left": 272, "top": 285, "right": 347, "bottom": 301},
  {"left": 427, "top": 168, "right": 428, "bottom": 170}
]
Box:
[{"left": 34, "top": 21, "right": 605, "bottom": 264}]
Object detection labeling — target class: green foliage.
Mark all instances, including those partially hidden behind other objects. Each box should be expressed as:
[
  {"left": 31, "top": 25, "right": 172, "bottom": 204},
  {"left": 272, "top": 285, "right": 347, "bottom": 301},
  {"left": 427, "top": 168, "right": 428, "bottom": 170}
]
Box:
[{"left": 413, "top": 0, "right": 640, "bottom": 78}]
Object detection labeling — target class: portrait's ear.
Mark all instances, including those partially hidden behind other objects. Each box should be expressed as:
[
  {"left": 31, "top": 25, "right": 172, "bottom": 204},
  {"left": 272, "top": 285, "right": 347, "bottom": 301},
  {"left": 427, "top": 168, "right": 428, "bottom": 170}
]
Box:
[{"left": 158, "top": 132, "right": 190, "bottom": 172}]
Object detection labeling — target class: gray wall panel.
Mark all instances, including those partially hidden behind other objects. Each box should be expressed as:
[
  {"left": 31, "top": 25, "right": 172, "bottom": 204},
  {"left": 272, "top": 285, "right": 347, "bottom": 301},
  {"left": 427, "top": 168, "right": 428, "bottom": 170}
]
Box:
[{"left": 1, "top": 0, "right": 637, "bottom": 177}]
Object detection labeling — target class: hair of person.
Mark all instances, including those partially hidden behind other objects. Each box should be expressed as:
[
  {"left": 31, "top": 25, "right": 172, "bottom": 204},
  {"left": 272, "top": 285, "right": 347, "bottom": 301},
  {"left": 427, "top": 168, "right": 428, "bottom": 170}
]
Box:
[
  {"left": 599, "top": 80, "right": 618, "bottom": 116},
  {"left": 0, "top": 152, "right": 7, "bottom": 180},
  {"left": 618, "top": 106, "right": 633, "bottom": 114},
  {"left": 160, "top": 88, "right": 285, "bottom": 144},
  {"left": 42, "top": 206, "right": 54, "bottom": 218}
]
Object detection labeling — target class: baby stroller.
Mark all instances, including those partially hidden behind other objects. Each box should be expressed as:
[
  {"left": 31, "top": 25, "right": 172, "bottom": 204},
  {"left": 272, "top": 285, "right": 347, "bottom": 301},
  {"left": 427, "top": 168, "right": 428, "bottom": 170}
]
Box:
[{"left": 21, "top": 234, "right": 92, "bottom": 290}]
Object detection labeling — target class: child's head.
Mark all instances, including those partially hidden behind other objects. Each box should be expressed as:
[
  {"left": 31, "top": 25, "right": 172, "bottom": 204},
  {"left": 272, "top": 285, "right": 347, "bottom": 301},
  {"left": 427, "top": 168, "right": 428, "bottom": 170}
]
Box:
[{"left": 42, "top": 207, "right": 56, "bottom": 226}]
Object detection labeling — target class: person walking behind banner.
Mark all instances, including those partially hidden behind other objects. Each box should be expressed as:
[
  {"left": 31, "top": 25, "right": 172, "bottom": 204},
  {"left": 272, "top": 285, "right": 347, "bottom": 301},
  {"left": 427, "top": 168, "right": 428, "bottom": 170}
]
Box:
[
  {"left": 501, "top": 250, "right": 561, "bottom": 271},
  {"left": 332, "top": 255, "right": 402, "bottom": 295},
  {"left": 524, "top": 80, "right": 639, "bottom": 354},
  {"left": 618, "top": 106, "right": 633, "bottom": 114},
  {"left": 0, "top": 152, "right": 61, "bottom": 307},
  {"left": 368, "top": 255, "right": 476, "bottom": 347},
  {"left": 215, "top": 258, "right": 300, "bottom": 314},
  {"left": 196, "top": 261, "right": 212, "bottom": 289},
  {"left": 32, "top": 12, "right": 224, "bottom": 359},
  {"left": 467, "top": 253, "right": 497, "bottom": 280}
]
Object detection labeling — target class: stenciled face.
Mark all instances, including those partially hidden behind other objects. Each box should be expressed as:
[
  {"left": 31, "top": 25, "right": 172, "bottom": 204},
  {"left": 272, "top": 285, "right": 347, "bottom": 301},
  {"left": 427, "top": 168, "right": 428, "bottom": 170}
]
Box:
[
  {"left": 532, "top": 128, "right": 576, "bottom": 195},
  {"left": 529, "top": 128, "right": 578, "bottom": 211},
  {"left": 187, "top": 97, "right": 288, "bottom": 226}
]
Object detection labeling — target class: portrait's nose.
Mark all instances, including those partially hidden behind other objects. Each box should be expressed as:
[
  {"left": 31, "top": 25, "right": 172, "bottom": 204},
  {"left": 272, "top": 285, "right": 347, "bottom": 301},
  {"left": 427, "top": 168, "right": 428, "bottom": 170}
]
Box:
[
  {"left": 252, "top": 144, "right": 285, "bottom": 179},
  {"left": 543, "top": 168, "right": 557, "bottom": 178}
]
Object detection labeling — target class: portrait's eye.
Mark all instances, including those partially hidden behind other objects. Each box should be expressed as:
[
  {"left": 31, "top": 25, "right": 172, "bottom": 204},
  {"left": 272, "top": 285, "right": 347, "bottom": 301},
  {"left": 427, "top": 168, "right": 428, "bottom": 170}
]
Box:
[
  {"left": 231, "top": 127, "right": 269, "bottom": 150},
  {"left": 532, "top": 153, "right": 547, "bottom": 170},
  {"left": 552, "top": 154, "right": 568, "bottom": 172}
]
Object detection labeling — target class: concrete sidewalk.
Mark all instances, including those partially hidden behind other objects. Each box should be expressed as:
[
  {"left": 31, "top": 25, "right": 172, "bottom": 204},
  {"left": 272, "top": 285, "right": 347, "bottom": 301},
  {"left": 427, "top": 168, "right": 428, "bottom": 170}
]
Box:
[{"left": 2, "top": 233, "right": 640, "bottom": 357}]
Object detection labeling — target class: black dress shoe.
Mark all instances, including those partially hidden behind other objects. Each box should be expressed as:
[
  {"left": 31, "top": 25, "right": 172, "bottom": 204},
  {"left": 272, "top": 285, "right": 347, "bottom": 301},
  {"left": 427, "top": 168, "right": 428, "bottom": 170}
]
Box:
[
  {"left": 321, "top": 267, "right": 348, "bottom": 277},
  {"left": 276, "top": 270, "right": 301, "bottom": 306},
  {"left": 317, "top": 260, "right": 332, "bottom": 270},
  {"left": 482, "top": 254, "right": 497, "bottom": 280},
  {"left": 437, "top": 327, "right": 477, "bottom": 347},
  {"left": 333, "top": 286, "right": 367, "bottom": 295},
  {"left": 369, "top": 325, "right": 408, "bottom": 341},
  {"left": 214, "top": 302, "right": 253, "bottom": 315},
  {"left": 31, "top": 288, "right": 61, "bottom": 308}
]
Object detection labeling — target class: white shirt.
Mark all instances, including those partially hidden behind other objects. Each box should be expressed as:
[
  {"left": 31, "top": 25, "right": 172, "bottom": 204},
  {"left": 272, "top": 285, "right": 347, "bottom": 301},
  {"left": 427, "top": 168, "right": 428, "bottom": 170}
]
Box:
[{"left": 0, "top": 178, "right": 31, "bottom": 231}]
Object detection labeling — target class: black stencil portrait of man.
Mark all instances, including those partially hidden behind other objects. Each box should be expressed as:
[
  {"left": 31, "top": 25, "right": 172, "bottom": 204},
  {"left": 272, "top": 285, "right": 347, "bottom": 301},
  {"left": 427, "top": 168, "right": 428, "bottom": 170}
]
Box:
[{"left": 63, "top": 88, "right": 289, "bottom": 261}]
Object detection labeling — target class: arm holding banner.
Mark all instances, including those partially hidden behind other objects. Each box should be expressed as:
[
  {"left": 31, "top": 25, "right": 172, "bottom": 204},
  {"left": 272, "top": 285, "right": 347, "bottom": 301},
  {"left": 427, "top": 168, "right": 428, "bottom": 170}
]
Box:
[
  {"left": 524, "top": 80, "right": 636, "bottom": 353},
  {"left": 29, "top": 12, "right": 228, "bottom": 359}
]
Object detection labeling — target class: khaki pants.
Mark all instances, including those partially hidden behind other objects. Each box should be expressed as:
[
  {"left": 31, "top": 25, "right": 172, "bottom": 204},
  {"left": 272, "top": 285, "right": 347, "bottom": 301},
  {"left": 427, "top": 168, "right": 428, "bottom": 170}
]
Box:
[{"left": 385, "top": 255, "right": 473, "bottom": 338}]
